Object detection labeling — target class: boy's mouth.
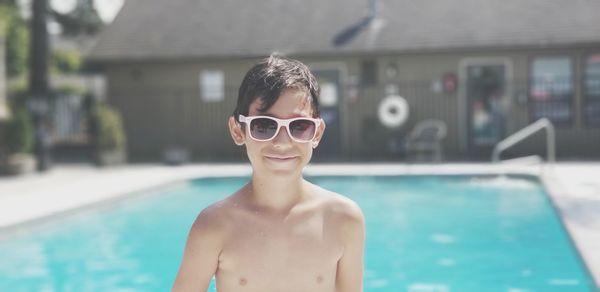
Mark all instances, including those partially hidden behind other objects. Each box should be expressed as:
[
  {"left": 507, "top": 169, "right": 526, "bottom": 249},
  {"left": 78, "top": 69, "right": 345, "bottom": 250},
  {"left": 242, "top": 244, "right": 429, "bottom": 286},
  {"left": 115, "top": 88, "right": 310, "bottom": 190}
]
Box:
[{"left": 264, "top": 155, "right": 298, "bottom": 161}]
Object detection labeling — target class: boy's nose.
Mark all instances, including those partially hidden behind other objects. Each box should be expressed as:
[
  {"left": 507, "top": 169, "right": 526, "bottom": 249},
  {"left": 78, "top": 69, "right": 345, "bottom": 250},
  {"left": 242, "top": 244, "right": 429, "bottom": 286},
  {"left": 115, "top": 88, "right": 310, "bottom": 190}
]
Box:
[{"left": 272, "top": 126, "right": 293, "bottom": 145}]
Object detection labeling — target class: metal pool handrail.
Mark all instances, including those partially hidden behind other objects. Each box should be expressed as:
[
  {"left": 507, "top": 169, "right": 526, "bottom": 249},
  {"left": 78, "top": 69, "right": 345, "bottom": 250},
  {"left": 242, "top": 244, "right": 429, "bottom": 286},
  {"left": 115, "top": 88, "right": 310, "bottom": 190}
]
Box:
[{"left": 492, "top": 118, "right": 556, "bottom": 163}]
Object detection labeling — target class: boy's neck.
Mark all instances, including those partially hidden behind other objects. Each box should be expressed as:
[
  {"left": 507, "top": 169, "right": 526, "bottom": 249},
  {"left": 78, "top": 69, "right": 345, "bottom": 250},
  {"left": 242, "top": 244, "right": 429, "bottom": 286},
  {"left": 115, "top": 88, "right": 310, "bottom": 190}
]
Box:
[{"left": 247, "top": 172, "right": 308, "bottom": 213}]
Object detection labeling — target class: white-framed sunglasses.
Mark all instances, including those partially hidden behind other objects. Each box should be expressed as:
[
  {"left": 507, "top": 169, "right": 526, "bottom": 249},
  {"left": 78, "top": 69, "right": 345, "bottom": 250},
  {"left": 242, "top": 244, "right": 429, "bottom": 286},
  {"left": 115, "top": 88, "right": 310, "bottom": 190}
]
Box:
[{"left": 238, "top": 115, "right": 321, "bottom": 143}]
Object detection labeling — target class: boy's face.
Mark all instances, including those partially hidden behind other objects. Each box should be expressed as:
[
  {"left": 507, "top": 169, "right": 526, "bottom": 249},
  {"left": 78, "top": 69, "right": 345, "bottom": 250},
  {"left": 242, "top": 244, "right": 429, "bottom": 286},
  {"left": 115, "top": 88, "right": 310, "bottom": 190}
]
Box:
[{"left": 229, "top": 88, "right": 325, "bottom": 176}]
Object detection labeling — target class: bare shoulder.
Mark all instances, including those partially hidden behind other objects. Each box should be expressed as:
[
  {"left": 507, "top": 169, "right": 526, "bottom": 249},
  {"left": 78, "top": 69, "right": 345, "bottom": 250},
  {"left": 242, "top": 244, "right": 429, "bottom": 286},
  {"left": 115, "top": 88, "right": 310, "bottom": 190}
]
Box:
[
  {"left": 189, "top": 198, "right": 233, "bottom": 240},
  {"left": 309, "top": 183, "right": 365, "bottom": 228},
  {"left": 310, "top": 183, "right": 365, "bottom": 249}
]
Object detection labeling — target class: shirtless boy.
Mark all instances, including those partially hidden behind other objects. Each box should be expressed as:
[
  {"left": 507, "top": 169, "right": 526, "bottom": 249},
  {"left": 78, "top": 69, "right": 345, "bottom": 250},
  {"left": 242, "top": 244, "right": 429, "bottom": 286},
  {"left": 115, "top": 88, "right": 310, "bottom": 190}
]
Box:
[{"left": 172, "top": 54, "right": 365, "bottom": 292}]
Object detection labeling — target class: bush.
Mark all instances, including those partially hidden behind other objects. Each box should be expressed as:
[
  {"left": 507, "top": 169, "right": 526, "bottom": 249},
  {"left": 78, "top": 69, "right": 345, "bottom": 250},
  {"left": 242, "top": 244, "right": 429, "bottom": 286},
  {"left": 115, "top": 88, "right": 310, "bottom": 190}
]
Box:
[
  {"left": 7, "top": 77, "right": 27, "bottom": 97},
  {"left": 51, "top": 49, "right": 82, "bottom": 74},
  {"left": 93, "top": 103, "right": 126, "bottom": 151},
  {"left": 0, "top": 4, "right": 29, "bottom": 78},
  {"left": 6, "top": 107, "right": 33, "bottom": 154},
  {"left": 54, "top": 84, "right": 88, "bottom": 96}
]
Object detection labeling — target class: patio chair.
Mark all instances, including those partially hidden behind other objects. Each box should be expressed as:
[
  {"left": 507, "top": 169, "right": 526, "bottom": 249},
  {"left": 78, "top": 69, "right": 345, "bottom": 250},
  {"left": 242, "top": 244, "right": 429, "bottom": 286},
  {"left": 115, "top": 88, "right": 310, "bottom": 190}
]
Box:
[{"left": 405, "top": 119, "right": 447, "bottom": 162}]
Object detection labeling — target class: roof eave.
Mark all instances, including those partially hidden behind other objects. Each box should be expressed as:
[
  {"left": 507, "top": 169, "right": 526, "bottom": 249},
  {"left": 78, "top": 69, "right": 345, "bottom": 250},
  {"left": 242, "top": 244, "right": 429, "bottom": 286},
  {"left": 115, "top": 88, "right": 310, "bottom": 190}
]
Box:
[{"left": 86, "top": 40, "right": 600, "bottom": 65}]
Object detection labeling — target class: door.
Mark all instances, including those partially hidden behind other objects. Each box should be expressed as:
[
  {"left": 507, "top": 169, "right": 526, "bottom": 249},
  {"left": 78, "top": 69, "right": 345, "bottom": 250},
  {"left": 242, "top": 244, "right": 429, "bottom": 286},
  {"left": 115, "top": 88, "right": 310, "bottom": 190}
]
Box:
[
  {"left": 465, "top": 64, "right": 507, "bottom": 158},
  {"left": 311, "top": 69, "right": 342, "bottom": 160}
]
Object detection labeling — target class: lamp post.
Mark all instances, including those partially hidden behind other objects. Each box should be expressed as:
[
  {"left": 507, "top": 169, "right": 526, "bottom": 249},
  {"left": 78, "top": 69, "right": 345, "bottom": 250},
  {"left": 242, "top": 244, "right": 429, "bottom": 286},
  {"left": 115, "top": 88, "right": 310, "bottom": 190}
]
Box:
[{"left": 28, "top": 0, "right": 52, "bottom": 172}]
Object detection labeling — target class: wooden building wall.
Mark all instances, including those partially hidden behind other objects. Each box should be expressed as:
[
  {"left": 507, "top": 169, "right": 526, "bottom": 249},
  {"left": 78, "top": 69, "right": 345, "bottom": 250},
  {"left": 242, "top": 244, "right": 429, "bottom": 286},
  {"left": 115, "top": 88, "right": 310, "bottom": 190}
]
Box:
[{"left": 102, "top": 47, "right": 600, "bottom": 161}]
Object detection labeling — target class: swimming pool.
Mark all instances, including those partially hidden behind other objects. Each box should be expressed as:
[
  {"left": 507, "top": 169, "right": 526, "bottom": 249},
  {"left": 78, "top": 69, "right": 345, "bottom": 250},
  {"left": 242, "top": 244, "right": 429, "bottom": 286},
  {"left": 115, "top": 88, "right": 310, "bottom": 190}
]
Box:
[{"left": 0, "top": 175, "right": 594, "bottom": 291}]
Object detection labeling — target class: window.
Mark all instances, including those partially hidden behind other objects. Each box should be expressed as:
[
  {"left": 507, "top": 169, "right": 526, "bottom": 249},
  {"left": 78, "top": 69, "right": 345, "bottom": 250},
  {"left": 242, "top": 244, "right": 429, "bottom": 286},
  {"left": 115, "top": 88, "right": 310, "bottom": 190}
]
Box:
[
  {"left": 529, "top": 56, "right": 573, "bottom": 125},
  {"left": 584, "top": 54, "right": 600, "bottom": 127},
  {"left": 200, "top": 70, "right": 224, "bottom": 102}
]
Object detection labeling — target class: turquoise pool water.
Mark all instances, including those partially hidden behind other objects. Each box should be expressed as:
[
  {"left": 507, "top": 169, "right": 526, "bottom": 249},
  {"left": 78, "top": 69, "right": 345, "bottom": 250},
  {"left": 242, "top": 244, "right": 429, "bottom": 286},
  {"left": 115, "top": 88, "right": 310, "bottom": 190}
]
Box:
[{"left": 0, "top": 176, "right": 595, "bottom": 291}]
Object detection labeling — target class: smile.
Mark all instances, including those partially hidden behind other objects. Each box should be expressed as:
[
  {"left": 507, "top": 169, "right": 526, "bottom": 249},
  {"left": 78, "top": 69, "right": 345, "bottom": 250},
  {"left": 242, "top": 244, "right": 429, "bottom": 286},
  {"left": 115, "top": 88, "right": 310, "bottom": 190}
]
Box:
[{"left": 265, "top": 155, "right": 298, "bottom": 161}]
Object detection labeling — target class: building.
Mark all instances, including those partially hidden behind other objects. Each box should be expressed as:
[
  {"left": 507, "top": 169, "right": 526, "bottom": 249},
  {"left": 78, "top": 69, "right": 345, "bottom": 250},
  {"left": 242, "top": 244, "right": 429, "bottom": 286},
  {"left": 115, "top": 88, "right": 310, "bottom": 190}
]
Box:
[{"left": 88, "top": 0, "right": 600, "bottom": 161}]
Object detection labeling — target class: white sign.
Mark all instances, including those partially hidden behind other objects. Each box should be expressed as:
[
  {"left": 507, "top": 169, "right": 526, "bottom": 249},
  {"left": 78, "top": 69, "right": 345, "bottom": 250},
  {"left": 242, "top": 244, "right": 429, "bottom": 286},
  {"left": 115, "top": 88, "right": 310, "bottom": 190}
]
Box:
[
  {"left": 320, "top": 82, "right": 338, "bottom": 107},
  {"left": 200, "top": 70, "right": 224, "bottom": 102}
]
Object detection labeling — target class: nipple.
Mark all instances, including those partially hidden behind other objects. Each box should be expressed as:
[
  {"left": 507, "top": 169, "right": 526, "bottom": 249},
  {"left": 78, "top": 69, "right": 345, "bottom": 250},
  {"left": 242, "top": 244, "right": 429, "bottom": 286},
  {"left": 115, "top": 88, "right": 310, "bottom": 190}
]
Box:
[{"left": 316, "top": 275, "right": 324, "bottom": 284}]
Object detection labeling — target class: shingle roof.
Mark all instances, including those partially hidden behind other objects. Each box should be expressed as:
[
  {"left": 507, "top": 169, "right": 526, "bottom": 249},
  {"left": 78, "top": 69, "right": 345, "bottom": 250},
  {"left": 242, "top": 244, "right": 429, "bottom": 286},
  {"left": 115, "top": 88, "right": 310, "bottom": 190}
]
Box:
[{"left": 89, "top": 0, "right": 600, "bottom": 61}]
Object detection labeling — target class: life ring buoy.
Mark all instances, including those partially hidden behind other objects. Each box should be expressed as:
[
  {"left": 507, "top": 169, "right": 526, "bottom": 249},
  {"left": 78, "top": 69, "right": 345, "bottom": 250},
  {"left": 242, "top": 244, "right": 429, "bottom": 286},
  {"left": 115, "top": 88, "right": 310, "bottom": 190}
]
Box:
[{"left": 378, "top": 95, "right": 409, "bottom": 128}]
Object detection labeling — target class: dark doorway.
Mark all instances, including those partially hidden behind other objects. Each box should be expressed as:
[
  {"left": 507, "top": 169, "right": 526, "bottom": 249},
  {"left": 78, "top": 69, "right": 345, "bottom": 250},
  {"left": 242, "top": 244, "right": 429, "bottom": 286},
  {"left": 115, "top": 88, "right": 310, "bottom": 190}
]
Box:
[
  {"left": 311, "top": 69, "right": 343, "bottom": 160},
  {"left": 465, "top": 64, "right": 507, "bottom": 158}
]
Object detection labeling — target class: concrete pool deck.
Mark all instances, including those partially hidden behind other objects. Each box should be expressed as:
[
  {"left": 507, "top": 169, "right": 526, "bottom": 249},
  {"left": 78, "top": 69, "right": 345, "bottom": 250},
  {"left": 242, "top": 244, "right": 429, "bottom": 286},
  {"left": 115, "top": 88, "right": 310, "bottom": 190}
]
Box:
[{"left": 0, "top": 162, "right": 598, "bottom": 287}]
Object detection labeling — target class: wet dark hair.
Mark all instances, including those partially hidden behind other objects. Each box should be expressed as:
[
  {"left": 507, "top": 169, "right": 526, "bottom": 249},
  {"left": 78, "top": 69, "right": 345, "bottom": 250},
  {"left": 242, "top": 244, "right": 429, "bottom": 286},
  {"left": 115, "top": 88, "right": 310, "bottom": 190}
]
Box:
[{"left": 232, "top": 54, "right": 320, "bottom": 120}]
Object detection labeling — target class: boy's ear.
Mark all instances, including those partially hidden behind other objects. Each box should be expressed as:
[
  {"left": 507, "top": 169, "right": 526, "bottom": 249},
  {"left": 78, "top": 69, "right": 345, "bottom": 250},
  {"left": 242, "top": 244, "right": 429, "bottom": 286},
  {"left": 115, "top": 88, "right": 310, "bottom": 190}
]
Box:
[
  {"left": 312, "top": 118, "right": 326, "bottom": 148},
  {"left": 228, "top": 116, "right": 245, "bottom": 146}
]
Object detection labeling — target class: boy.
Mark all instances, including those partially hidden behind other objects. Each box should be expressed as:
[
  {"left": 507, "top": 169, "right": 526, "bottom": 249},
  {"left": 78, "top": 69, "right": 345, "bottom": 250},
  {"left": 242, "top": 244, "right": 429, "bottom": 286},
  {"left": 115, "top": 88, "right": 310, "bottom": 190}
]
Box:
[{"left": 172, "top": 55, "right": 365, "bottom": 292}]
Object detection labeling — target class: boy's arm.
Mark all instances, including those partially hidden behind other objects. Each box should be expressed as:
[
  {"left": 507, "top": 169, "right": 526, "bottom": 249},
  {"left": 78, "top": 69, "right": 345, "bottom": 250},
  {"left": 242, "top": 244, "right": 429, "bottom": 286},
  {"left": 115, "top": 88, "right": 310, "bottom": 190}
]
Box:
[
  {"left": 172, "top": 209, "right": 225, "bottom": 292},
  {"left": 335, "top": 201, "right": 366, "bottom": 292}
]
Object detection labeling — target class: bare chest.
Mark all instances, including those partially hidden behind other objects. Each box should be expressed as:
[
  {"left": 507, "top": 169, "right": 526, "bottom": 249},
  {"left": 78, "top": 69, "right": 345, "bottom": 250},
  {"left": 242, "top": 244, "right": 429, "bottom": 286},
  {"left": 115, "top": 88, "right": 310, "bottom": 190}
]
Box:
[{"left": 216, "top": 212, "right": 343, "bottom": 292}]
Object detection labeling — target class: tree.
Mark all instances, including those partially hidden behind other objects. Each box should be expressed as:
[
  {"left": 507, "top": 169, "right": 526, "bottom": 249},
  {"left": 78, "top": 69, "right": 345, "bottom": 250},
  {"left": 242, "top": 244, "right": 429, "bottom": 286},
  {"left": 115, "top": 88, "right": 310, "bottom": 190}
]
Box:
[
  {"left": 0, "top": 0, "right": 17, "bottom": 8},
  {"left": 0, "top": 1, "right": 29, "bottom": 78},
  {"left": 29, "top": 0, "right": 49, "bottom": 97},
  {"left": 51, "top": 0, "right": 103, "bottom": 37}
]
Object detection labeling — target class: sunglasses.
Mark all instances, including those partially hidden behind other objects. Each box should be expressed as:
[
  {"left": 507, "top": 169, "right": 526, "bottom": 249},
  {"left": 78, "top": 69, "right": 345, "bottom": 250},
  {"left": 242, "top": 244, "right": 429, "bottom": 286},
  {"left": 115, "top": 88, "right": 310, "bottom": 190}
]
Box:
[{"left": 238, "top": 115, "right": 321, "bottom": 143}]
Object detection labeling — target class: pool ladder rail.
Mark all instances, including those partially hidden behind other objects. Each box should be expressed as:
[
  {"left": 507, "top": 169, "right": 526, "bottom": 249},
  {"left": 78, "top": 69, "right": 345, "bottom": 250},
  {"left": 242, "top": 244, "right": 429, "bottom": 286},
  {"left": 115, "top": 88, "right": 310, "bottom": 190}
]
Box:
[{"left": 491, "top": 118, "right": 556, "bottom": 164}]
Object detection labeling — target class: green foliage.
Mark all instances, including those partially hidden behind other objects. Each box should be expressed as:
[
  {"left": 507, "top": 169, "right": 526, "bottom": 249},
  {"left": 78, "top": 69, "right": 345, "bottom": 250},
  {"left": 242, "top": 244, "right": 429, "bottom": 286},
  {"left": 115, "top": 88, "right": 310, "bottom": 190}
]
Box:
[
  {"left": 6, "top": 77, "right": 26, "bottom": 96},
  {"left": 93, "top": 103, "right": 126, "bottom": 151},
  {"left": 0, "top": 3, "right": 29, "bottom": 78},
  {"left": 54, "top": 83, "right": 88, "bottom": 96},
  {"left": 7, "top": 24, "right": 29, "bottom": 77},
  {"left": 6, "top": 107, "right": 33, "bottom": 154},
  {"left": 51, "top": 0, "right": 104, "bottom": 36},
  {"left": 51, "top": 49, "right": 82, "bottom": 73},
  {"left": 0, "top": 10, "right": 6, "bottom": 35}
]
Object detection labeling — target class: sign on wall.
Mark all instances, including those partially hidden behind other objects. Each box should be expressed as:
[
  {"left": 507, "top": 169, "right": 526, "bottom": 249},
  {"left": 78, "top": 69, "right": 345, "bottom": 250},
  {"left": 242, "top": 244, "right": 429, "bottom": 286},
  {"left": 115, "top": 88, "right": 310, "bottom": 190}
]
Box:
[{"left": 200, "top": 70, "right": 224, "bottom": 102}]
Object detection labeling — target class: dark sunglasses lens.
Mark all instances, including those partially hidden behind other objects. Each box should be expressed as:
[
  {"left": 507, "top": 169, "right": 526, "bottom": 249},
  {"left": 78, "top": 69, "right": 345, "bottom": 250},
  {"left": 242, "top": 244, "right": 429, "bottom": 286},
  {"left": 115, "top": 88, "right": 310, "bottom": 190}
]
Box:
[
  {"left": 289, "top": 119, "right": 316, "bottom": 141},
  {"left": 250, "top": 118, "right": 278, "bottom": 140}
]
